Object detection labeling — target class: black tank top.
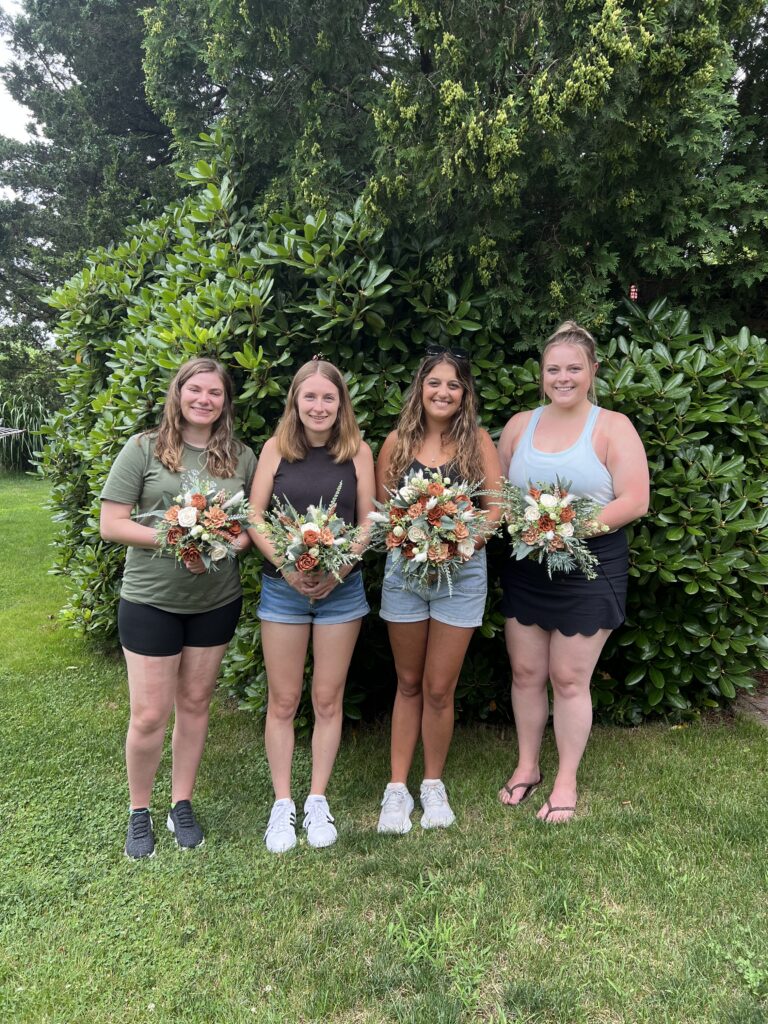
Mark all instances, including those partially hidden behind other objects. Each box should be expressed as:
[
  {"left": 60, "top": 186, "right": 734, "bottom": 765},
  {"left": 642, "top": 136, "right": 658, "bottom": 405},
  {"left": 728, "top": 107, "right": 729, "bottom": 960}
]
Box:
[{"left": 264, "top": 445, "right": 359, "bottom": 578}]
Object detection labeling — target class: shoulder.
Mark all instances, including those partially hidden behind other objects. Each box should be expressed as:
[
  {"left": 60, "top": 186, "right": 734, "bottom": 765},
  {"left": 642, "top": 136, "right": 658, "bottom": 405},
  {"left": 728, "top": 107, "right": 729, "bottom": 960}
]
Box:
[
  {"left": 475, "top": 427, "right": 497, "bottom": 451},
  {"left": 114, "top": 432, "right": 153, "bottom": 463},
  {"left": 376, "top": 431, "right": 398, "bottom": 459},
  {"left": 354, "top": 439, "right": 374, "bottom": 463},
  {"left": 498, "top": 409, "right": 534, "bottom": 444},
  {"left": 256, "top": 436, "right": 283, "bottom": 471},
  {"left": 235, "top": 438, "right": 256, "bottom": 459},
  {"left": 596, "top": 409, "right": 639, "bottom": 439}
]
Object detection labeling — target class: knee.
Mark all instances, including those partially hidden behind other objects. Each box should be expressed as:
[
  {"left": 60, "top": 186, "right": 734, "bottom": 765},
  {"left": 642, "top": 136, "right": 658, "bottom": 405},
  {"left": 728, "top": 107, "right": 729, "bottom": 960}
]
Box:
[
  {"left": 129, "top": 705, "right": 170, "bottom": 736},
  {"left": 312, "top": 689, "right": 343, "bottom": 722},
  {"left": 549, "top": 668, "right": 588, "bottom": 699},
  {"left": 174, "top": 690, "right": 211, "bottom": 719},
  {"left": 423, "top": 676, "right": 456, "bottom": 712},
  {"left": 268, "top": 691, "right": 301, "bottom": 722},
  {"left": 396, "top": 673, "right": 423, "bottom": 701},
  {"left": 511, "top": 665, "right": 547, "bottom": 693}
]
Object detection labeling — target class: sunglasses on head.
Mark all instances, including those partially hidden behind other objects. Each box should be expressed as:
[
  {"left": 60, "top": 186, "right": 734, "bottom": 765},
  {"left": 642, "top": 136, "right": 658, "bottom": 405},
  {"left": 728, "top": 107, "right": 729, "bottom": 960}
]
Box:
[{"left": 425, "top": 345, "right": 470, "bottom": 362}]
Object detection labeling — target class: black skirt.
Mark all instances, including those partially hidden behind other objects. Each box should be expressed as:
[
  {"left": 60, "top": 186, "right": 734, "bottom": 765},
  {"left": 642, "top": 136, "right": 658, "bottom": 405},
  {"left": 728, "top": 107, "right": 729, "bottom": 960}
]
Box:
[{"left": 499, "top": 530, "right": 628, "bottom": 636}]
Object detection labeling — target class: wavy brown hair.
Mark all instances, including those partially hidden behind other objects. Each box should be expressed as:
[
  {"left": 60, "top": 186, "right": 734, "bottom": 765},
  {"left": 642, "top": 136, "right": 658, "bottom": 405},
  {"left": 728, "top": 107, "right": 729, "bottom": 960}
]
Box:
[
  {"left": 540, "top": 320, "right": 599, "bottom": 402},
  {"left": 150, "top": 357, "right": 241, "bottom": 477},
  {"left": 387, "top": 353, "right": 483, "bottom": 486},
  {"left": 274, "top": 360, "right": 361, "bottom": 463}
]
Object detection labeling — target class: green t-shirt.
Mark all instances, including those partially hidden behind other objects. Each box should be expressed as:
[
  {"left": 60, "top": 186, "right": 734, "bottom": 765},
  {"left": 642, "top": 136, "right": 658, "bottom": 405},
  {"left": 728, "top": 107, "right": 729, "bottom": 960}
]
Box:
[{"left": 101, "top": 434, "right": 257, "bottom": 614}]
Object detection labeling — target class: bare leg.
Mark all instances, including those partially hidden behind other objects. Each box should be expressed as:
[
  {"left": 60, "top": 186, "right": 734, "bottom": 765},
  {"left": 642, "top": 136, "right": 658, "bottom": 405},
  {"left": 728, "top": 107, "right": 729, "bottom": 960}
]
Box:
[
  {"left": 499, "top": 619, "right": 551, "bottom": 805},
  {"left": 537, "top": 628, "right": 611, "bottom": 822},
  {"left": 261, "top": 621, "right": 311, "bottom": 800},
  {"left": 420, "top": 621, "right": 475, "bottom": 780},
  {"left": 170, "top": 643, "right": 229, "bottom": 803},
  {"left": 308, "top": 619, "right": 362, "bottom": 795},
  {"left": 387, "top": 621, "right": 429, "bottom": 784},
  {"left": 123, "top": 649, "right": 179, "bottom": 808}
]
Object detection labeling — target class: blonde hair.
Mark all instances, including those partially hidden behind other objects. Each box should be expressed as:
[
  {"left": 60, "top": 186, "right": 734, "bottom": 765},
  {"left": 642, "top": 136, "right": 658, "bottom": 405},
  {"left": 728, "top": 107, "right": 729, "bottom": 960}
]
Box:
[
  {"left": 150, "top": 357, "right": 241, "bottom": 477},
  {"left": 274, "top": 360, "right": 361, "bottom": 463},
  {"left": 387, "top": 353, "right": 483, "bottom": 487},
  {"left": 540, "top": 320, "right": 599, "bottom": 402}
]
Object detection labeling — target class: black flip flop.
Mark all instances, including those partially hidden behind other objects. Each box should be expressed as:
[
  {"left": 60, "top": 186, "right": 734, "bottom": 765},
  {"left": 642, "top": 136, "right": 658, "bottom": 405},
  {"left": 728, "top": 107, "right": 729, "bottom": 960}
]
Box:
[{"left": 499, "top": 774, "right": 543, "bottom": 807}]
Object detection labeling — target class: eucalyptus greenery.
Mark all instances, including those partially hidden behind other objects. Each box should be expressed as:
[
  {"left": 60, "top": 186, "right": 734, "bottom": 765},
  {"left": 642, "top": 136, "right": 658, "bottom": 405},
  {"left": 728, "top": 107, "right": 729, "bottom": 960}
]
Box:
[{"left": 41, "top": 137, "right": 768, "bottom": 725}]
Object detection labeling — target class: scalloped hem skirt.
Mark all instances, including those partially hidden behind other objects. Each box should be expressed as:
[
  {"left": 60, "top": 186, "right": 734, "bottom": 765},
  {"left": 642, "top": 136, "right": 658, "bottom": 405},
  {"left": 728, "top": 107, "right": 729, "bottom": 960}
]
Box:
[{"left": 499, "top": 530, "right": 628, "bottom": 636}]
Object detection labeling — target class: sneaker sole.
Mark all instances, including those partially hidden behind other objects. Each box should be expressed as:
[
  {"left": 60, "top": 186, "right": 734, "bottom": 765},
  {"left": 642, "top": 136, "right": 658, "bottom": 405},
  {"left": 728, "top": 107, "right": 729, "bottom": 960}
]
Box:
[
  {"left": 377, "top": 817, "right": 413, "bottom": 834},
  {"left": 265, "top": 836, "right": 297, "bottom": 854},
  {"left": 305, "top": 832, "right": 338, "bottom": 848},
  {"left": 420, "top": 814, "right": 456, "bottom": 829},
  {"left": 124, "top": 847, "right": 156, "bottom": 860}
]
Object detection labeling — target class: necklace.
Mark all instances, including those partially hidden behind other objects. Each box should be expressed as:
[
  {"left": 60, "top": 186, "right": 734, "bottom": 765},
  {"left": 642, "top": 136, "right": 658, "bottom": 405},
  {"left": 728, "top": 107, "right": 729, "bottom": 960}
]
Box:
[{"left": 422, "top": 439, "right": 447, "bottom": 467}]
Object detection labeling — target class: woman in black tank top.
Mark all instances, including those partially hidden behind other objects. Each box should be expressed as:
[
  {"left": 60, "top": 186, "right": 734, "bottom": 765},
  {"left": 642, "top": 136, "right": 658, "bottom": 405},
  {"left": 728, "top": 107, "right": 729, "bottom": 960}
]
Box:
[
  {"left": 248, "top": 360, "right": 375, "bottom": 853},
  {"left": 375, "top": 349, "right": 502, "bottom": 834}
]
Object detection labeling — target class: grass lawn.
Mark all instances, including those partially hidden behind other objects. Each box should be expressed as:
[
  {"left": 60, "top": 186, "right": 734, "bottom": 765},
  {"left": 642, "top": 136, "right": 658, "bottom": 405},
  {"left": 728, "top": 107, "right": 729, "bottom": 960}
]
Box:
[{"left": 1, "top": 473, "right": 767, "bottom": 1024}]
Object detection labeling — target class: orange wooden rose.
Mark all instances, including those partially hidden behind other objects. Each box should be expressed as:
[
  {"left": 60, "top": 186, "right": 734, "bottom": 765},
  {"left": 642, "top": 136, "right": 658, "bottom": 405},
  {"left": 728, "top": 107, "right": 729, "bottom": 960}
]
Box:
[{"left": 296, "top": 552, "right": 319, "bottom": 572}]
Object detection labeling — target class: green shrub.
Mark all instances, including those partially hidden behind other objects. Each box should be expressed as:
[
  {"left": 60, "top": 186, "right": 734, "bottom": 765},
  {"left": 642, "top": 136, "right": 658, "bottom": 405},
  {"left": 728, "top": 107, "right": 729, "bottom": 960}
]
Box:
[{"left": 42, "top": 135, "right": 768, "bottom": 725}]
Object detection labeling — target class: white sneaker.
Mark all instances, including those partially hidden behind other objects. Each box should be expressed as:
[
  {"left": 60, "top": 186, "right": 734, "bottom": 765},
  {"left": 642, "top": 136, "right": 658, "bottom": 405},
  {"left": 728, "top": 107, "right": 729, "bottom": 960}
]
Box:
[
  {"left": 264, "top": 798, "right": 297, "bottom": 853},
  {"left": 377, "top": 783, "right": 415, "bottom": 834},
  {"left": 303, "top": 795, "right": 337, "bottom": 848},
  {"left": 419, "top": 779, "right": 456, "bottom": 829}
]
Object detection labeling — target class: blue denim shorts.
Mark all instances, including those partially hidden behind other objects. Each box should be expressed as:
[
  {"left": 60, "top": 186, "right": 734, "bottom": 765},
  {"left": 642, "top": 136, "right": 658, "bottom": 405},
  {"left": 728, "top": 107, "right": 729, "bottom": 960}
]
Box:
[
  {"left": 258, "top": 570, "right": 370, "bottom": 625},
  {"left": 379, "top": 548, "right": 487, "bottom": 628}
]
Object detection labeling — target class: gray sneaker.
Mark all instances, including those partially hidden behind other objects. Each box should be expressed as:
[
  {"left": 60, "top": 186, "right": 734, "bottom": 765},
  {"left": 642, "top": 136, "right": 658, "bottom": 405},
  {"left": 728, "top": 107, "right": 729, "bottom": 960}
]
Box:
[
  {"left": 125, "top": 808, "right": 155, "bottom": 859},
  {"left": 419, "top": 780, "right": 456, "bottom": 829},
  {"left": 166, "top": 800, "right": 205, "bottom": 850},
  {"left": 377, "top": 784, "right": 415, "bottom": 834}
]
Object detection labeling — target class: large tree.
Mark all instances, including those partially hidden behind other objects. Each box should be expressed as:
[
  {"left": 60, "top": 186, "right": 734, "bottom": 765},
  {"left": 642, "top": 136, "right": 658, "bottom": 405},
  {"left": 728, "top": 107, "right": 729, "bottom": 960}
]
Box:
[
  {"left": 144, "top": 0, "right": 768, "bottom": 340},
  {"left": 0, "top": 0, "right": 177, "bottom": 328}
]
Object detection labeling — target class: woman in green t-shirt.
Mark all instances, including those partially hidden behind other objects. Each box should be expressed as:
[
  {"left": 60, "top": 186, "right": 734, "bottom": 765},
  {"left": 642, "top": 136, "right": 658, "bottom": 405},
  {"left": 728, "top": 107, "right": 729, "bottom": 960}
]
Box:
[{"left": 100, "top": 357, "right": 256, "bottom": 860}]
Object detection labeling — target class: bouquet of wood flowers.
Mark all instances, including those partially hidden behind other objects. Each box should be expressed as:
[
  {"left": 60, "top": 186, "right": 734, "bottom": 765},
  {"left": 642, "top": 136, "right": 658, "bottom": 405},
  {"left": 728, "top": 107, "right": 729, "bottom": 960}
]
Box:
[
  {"left": 256, "top": 484, "right": 361, "bottom": 582},
  {"left": 140, "top": 470, "right": 251, "bottom": 571},
  {"left": 368, "top": 468, "right": 491, "bottom": 594},
  {"left": 501, "top": 476, "right": 608, "bottom": 580}
]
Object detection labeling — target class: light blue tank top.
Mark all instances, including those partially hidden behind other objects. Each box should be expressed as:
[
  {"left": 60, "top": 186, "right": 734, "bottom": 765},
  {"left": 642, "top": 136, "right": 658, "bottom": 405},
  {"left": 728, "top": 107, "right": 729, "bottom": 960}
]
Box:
[{"left": 508, "top": 405, "right": 615, "bottom": 506}]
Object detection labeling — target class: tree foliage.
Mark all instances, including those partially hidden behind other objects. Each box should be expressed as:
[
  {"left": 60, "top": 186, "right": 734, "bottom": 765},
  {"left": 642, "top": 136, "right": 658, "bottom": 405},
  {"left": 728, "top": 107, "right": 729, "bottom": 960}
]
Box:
[
  {"left": 0, "top": 0, "right": 177, "bottom": 328},
  {"left": 41, "top": 140, "right": 768, "bottom": 723},
  {"left": 143, "top": 0, "right": 768, "bottom": 341}
]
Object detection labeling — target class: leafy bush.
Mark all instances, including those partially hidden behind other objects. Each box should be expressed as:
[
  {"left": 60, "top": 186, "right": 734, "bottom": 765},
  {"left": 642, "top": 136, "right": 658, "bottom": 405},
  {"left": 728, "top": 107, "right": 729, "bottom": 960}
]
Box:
[{"left": 42, "top": 136, "right": 768, "bottom": 724}]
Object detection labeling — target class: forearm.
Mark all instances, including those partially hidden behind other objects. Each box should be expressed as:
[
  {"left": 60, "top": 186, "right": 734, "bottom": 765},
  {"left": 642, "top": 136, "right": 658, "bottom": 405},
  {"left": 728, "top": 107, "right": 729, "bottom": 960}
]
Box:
[
  {"left": 100, "top": 519, "right": 159, "bottom": 550},
  {"left": 247, "top": 526, "right": 283, "bottom": 570},
  {"left": 595, "top": 494, "right": 649, "bottom": 532}
]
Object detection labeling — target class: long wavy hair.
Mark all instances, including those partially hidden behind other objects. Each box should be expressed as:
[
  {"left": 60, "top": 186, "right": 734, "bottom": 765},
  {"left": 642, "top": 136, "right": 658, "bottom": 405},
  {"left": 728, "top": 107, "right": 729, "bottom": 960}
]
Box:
[
  {"left": 387, "top": 352, "right": 483, "bottom": 486},
  {"left": 274, "top": 360, "right": 361, "bottom": 463},
  {"left": 150, "top": 357, "right": 241, "bottom": 477},
  {"left": 540, "top": 321, "right": 599, "bottom": 402}
]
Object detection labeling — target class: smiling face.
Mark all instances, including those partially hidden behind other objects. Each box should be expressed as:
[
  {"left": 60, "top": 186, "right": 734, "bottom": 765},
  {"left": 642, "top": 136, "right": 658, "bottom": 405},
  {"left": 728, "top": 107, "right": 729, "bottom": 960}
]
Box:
[
  {"left": 296, "top": 372, "right": 341, "bottom": 443},
  {"left": 421, "top": 360, "right": 465, "bottom": 423},
  {"left": 541, "top": 343, "right": 597, "bottom": 406},
  {"left": 179, "top": 370, "right": 227, "bottom": 434}
]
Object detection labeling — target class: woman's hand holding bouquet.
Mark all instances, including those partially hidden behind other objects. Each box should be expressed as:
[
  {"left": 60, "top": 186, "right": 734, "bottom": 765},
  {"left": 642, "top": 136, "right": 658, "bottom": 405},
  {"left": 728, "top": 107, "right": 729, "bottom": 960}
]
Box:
[
  {"left": 368, "top": 469, "right": 493, "bottom": 594},
  {"left": 138, "top": 470, "right": 252, "bottom": 573},
  {"left": 501, "top": 476, "right": 608, "bottom": 580}
]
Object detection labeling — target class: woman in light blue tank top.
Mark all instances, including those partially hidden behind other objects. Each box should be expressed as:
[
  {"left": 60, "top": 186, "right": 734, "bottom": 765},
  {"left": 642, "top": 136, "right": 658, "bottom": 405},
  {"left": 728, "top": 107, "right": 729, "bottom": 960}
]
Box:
[{"left": 496, "top": 322, "right": 649, "bottom": 823}]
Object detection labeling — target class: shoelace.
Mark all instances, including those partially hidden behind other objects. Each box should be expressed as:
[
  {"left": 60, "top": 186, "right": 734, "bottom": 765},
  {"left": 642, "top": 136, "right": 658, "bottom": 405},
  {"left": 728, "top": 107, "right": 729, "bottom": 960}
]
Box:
[
  {"left": 129, "top": 812, "right": 151, "bottom": 838},
  {"left": 173, "top": 802, "right": 195, "bottom": 828},
  {"left": 267, "top": 804, "right": 295, "bottom": 833},
  {"left": 304, "top": 801, "right": 334, "bottom": 828},
  {"left": 421, "top": 784, "right": 447, "bottom": 809},
  {"left": 381, "top": 789, "right": 407, "bottom": 811}
]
